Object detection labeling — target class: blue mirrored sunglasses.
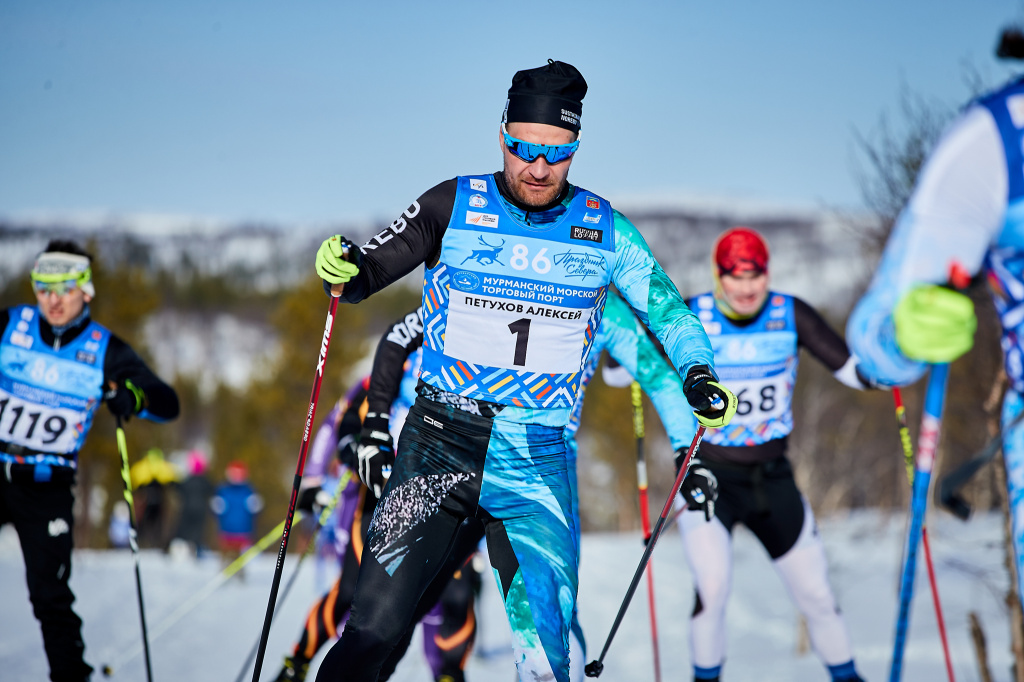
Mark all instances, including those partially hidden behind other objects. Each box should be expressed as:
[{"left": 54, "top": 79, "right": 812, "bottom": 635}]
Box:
[
  {"left": 502, "top": 123, "right": 580, "bottom": 164},
  {"left": 32, "top": 279, "right": 80, "bottom": 296}
]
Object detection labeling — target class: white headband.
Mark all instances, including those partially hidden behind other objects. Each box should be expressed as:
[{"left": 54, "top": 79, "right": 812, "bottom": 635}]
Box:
[{"left": 31, "top": 252, "right": 96, "bottom": 297}]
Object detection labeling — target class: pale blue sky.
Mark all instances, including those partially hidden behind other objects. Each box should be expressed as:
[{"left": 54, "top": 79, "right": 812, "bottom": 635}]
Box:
[{"left": 1, "top": 1, "right": 1021, "bottom": 225}]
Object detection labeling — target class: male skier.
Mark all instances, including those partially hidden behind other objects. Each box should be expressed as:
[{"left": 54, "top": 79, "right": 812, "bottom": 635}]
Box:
[
  {"left": 676, "top": 227, "right": 869, "bottom": 682},
  {"left": 0, "top": 240, "right": 179, "bottom": 681},
  {"left": 313, "top": 60, "right": 736, "bottom": 682},
  {"left": 344, "top": 294, "right": 704, "bottom": 682}
]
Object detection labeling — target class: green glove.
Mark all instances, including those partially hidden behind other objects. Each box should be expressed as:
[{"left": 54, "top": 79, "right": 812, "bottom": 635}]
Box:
[
  {"left": 683, "top": 366, "right": 738, "bottom": 428},
  {"left": 315, "top": 236, "right": 361, "bottom": 284},
  {"left": 694, "top": 380, "right": 738, "bottom": 428},
  {"left": 894, "top": 284, "right": 976, "bottom": 363}
]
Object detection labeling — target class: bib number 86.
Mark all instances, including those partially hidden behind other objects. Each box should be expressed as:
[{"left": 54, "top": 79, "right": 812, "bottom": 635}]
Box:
[{"left": 510, "top": 245, "right": 551, "bottom": 274}]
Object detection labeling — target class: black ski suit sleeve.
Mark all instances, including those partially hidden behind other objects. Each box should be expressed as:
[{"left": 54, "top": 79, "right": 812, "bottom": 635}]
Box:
[
  {"left": 103, "top": 335, "right": 180, "bottom": 421},
  {"left": 333, "top": 179, "right": 458, "bottom": 303},
  {"left": 366, "top": 307, "right": 425, "bottom": 416},
  {"left": 793, "top": 297, "right": 852, "bottom": 372},
  {"left": 337, "top": 383, "right": 370, "bottom": 470}
]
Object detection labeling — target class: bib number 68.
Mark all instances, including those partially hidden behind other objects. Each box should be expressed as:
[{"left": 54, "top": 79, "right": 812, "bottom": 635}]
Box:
[{"left": 735, "top": 385, "right": 777, "bottom": 416}]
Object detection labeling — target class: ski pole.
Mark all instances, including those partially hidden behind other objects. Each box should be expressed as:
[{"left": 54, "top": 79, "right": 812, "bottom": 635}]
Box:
[
  {"left": 251, "top": 288, "right": 344, "bottom": 682},
  {"left": 114, "top": 416, "right": 154, "bottom": 682},
  {"left": 631, "top": 382, "right": 661, "bottom": 682},
  {"left": 892, "top": 388, "right": 955, "bottom": 682},
  {"left": 889, "top": 366, "right": 950, "bottom": 682},
  {"left": 232, "top": 470, "right": 353, "bottom": 682},
  {"left": 585, "top": 425, "right": 706, "bottom": 678},
  {"left": 890, "top": 263, "right": 970, "bottom": 681},
  {"left": 100, "top": 511, "right": 304, "bottom": 677}
]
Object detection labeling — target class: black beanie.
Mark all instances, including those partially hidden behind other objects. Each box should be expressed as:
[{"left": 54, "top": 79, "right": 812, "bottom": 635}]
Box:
[
  {"left": 504, "top": 59, "right": 587, "bottom": 134},
  {"left": 997, "top": 27, "right": 1024, "bottom": 60}
]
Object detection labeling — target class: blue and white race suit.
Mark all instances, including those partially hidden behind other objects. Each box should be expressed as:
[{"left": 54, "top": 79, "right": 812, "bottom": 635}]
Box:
[{"left": 848, "top": 76, "right": 1024, "bottom": 605}]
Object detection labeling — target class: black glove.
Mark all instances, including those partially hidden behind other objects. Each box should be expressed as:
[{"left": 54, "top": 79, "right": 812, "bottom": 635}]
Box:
[
  {"left": 106, "top": 380, "right": 145, "bottom": 418},
  {"left": 297, "top": 485, "right": 322, "bottom": 513},
  {"left": 336, "top": 435, "right": 358, "bottom": 470},
  {"left": 682, "top": 365, "right": 737, "bottom": 428},
  {"left": 676, "top": 453, "right": 719, "bottom": 522},
  {"left": 357, "top": 412, "right": 395, "bottom": 499}
]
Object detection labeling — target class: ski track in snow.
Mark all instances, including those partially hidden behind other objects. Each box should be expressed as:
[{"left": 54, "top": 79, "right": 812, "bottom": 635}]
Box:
[{"left": 0, "top": 510, "right": 1014, "bottom": 681}]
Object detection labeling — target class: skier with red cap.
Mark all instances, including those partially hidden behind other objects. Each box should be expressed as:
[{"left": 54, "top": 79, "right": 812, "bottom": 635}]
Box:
[
  {"left": 675, "top": 227, "right": 871, "bottom": 682},
  {"left": 211, "top": 460, "right": 264, "bottom": 567}
]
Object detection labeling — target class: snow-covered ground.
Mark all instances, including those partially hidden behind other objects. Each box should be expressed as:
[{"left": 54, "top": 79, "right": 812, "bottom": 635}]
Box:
[{"left": 0, "top": 510, "right": 1015, "bottom": 681}]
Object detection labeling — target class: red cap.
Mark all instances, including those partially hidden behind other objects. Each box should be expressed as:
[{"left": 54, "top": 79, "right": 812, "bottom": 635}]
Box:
[
  {"left": 713, "top": 227, "right": 769, "bottom": 276},
  {"left": 226, "top": 460, "right": 248, "bottom": 484}
]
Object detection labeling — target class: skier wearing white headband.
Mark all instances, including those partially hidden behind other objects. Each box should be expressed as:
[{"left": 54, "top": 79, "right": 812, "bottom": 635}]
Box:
[{"left": 1, "top": 240, "right": 179, "bottom": 681}]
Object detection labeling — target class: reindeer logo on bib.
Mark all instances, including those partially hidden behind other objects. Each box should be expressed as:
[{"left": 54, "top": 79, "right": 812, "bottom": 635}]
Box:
[{"left": 461, "top": 237, "right": 506, "bottom": 266}]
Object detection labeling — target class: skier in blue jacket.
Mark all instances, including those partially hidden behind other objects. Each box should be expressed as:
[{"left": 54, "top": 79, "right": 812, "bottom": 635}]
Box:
[
  {"left": 677, "top": 227, "right": 869, "bottom": 682},
  {"left": 0, "top": 240, "right": 179, "bottom": 681}
]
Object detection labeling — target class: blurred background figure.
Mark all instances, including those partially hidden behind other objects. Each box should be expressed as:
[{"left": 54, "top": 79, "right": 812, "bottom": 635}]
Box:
[
  {"left": 172, "top": 449, "right": 215, "bottom": 559},
  {"left": 211, "top": 460, "right": 263, "bottom": 572},
  {"left": 107, "top": 501, "right": 132, "bottom": 549},
  {"left": 129, "top": 447, "right": 180, "bottom": 550}
]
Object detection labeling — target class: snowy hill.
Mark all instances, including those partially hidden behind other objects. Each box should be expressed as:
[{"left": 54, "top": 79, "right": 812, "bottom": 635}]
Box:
[
  {"left": 0, "top": 203, "right": 876, "bottom": 308},
  {"left": 0, "top": 510, "right": 1012, "bottom": 681},
  {"left": 1, "top": 206, "right": 876, "bottom": 393}
]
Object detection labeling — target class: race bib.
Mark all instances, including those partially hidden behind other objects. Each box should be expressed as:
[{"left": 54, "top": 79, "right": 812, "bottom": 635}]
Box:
[
  {"left": 443, "top": 291, "right": 591, "bottom": 374},
  {"left": 0, "top": 387, "right": 82, "bottom": 454},
  {"left": 718, "top": 373, "right": 790, "bottom": 427}
]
